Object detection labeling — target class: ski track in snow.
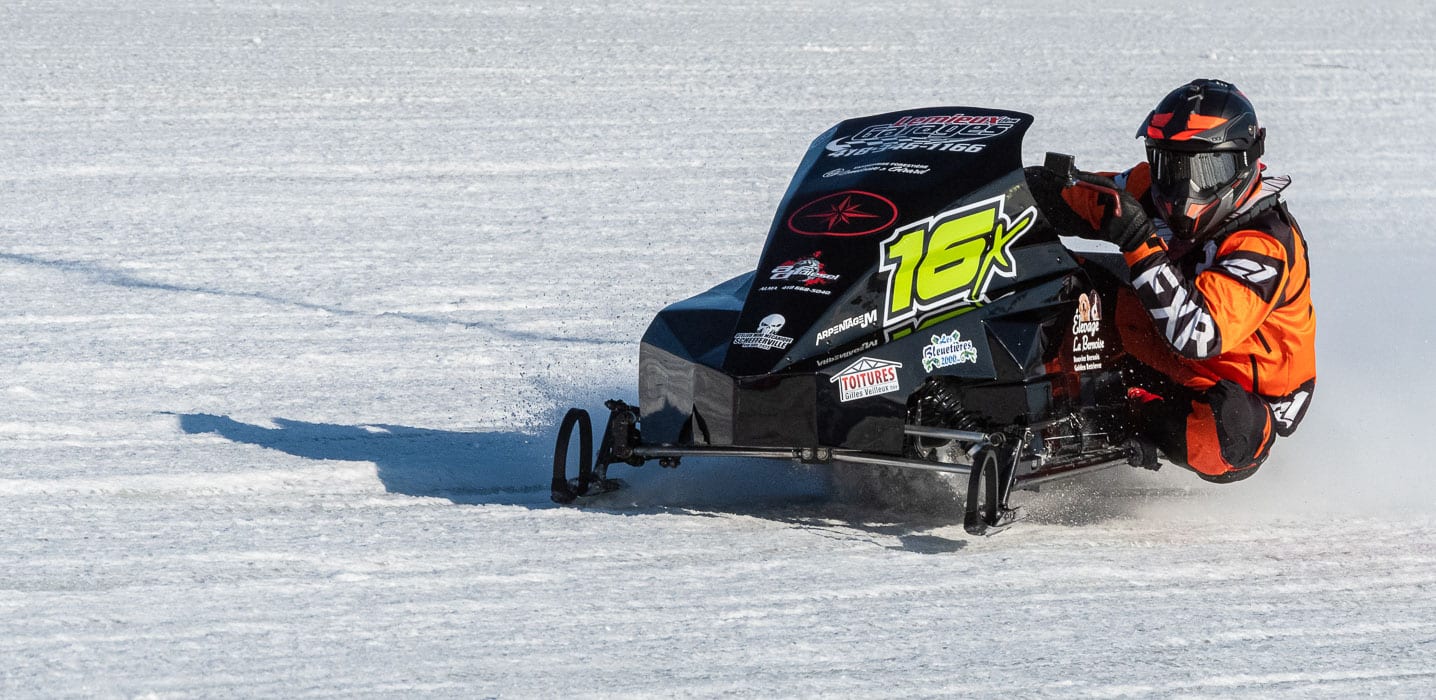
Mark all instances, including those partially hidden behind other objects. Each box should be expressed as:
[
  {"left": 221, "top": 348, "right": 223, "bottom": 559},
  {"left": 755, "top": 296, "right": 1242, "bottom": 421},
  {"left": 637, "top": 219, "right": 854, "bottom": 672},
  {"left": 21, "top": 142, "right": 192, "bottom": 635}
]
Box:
[{"left": 3, "top": 0, "right": 1435, "bottom": 696}]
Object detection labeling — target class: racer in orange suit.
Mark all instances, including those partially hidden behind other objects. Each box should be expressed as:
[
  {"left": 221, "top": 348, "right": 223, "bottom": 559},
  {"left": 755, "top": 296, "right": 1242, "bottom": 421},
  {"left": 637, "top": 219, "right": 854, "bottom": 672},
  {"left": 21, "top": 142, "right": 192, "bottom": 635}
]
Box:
[{"left": 1030, "top": 79, "right": 1316, "bottom": 482}]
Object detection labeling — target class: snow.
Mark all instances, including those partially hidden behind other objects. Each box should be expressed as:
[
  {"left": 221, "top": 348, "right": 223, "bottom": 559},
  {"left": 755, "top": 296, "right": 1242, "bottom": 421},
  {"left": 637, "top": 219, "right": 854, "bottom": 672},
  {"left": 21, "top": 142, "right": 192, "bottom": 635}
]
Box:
[{"left": 3, "top": 0, "right": 1436, "bottom": 696}]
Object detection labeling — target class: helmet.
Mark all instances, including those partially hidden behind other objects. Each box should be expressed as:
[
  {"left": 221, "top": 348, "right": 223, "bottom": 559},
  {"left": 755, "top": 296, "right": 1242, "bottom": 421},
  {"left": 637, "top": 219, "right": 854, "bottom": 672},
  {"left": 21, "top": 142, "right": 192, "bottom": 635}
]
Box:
[{"left": 1138, "top": 79, "right": 1266, "bottom": 241}]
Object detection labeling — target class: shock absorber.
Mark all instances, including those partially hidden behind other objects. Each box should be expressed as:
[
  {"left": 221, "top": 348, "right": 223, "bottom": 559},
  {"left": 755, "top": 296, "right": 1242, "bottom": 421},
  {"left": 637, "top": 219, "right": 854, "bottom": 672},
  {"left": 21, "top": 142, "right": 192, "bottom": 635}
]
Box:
[{"left": 912, "top": 378, "right": 982, "bottom": 431}]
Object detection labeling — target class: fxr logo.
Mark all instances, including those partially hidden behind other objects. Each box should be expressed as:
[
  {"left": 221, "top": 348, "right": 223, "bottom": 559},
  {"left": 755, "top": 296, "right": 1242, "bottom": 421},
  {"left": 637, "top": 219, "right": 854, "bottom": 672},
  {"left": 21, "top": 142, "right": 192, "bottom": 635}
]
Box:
[{"left": 1130, "top": 262, "right": 1219, "bottom": 358}]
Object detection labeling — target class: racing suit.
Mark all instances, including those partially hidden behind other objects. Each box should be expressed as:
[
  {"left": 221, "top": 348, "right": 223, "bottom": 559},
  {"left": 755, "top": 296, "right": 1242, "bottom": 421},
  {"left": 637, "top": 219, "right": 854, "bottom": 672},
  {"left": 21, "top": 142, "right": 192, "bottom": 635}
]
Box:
[{"left": 1063, "top": 162, "right": 1317, "bottom": 481}]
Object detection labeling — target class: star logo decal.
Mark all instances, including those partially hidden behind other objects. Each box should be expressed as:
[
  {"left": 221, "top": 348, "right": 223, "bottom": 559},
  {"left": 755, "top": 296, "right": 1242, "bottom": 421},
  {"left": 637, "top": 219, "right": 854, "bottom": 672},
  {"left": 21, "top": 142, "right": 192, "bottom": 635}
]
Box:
[
  {"left": 787, "top": 190, "right": 898, "bottom": 237},
  {"left": 803, "top": 196, "right": 882, "bottom": 231}
]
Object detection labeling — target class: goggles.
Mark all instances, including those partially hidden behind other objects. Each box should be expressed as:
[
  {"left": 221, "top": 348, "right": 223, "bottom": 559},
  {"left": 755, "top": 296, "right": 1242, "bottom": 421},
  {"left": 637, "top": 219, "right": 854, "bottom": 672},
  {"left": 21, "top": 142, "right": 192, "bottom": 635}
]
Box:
[{"left": 1147, "top": 147, "right": 1247, "bottom": 196}]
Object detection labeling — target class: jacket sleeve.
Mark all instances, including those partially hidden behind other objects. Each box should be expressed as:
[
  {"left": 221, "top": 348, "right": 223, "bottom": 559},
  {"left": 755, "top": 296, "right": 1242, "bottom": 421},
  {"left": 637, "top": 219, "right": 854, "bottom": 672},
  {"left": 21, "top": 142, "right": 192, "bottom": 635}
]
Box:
[{"left": 1121, "top": 231, "right": 1289, "bottom": 359}]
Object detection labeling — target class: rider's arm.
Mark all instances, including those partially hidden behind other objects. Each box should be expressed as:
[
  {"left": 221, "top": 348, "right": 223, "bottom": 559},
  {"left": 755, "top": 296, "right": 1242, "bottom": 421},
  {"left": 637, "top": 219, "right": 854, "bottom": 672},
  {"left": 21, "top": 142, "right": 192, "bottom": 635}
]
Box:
[{"left": 1121, "top": 231, "right": 1288, "bottom": 359}]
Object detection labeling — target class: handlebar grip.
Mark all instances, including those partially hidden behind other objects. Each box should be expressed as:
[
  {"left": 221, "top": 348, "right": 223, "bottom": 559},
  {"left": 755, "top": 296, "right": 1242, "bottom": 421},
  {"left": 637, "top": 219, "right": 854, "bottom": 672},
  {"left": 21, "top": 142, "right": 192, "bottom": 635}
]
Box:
[
  {"left": 1044, "top": 152, "right": 1076, "bottom": 179},
  {"left": 1043, "top": 152, "right": 1123, "bottom": 218}
]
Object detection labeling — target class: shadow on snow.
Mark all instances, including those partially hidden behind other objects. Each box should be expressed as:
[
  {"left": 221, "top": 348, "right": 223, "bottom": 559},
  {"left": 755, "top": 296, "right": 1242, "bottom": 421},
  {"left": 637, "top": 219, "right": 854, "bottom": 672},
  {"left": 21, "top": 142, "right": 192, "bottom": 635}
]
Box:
[
  {"left": 177, "top": 413, "right": 553, "bottom": 505},
  {"left": 176, "top": 412, "right": 1172, "bottom": 554}
]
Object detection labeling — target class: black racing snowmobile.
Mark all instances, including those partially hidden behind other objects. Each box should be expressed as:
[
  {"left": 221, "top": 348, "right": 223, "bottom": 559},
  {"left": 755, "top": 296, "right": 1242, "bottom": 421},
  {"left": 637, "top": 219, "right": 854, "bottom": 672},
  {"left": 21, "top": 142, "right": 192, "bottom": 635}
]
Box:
[{"left": 553, "top": 106, "right": 1147, "bottom": 534}]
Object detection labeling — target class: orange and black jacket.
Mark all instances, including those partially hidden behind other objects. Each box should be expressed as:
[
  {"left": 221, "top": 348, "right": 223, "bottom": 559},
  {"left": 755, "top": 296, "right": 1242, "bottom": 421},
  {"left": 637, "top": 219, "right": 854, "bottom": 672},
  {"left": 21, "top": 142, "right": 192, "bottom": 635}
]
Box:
[{"left": 1064, "top": 162, "right": 1317, "bottom": 431}]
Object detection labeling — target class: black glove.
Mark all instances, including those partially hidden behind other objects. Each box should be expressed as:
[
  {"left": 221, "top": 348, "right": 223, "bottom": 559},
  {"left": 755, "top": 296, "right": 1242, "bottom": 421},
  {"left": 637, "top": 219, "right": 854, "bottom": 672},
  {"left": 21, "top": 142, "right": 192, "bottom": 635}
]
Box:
[
  {"left": 1070, "top": 171, "right": 1156, "bottom": 252},
  {"left": 1024, "top": 165, "right": 1101, "bottom": 238}
]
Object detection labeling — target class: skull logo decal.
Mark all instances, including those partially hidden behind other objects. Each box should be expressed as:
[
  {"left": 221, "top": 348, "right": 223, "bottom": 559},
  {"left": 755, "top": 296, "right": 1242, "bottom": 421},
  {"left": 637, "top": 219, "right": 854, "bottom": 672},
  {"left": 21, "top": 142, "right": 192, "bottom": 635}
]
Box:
[
  {"left": 757, "top": 314, "right": 786, "bottom": 336},
  {"left": 733, "top": 313, "right": 795, "bottom": 351}
]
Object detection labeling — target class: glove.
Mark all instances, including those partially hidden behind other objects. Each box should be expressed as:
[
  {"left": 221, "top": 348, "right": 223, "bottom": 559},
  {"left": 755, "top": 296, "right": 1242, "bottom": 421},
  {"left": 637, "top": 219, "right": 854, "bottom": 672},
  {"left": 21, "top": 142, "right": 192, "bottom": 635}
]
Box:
[
  {"left": 1024, "top": 165, "right": 1101, "bottom": 239},
  {"left": 1070, "top": 171, "right": 1156, "bottom": 252}
]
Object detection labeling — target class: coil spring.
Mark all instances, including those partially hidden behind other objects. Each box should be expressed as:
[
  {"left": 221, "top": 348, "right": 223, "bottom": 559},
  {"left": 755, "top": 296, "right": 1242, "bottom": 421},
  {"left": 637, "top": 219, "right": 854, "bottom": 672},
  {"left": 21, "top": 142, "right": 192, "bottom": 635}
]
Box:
[{"left": 912, "top": 378, "right": 983, "bottom": 432}]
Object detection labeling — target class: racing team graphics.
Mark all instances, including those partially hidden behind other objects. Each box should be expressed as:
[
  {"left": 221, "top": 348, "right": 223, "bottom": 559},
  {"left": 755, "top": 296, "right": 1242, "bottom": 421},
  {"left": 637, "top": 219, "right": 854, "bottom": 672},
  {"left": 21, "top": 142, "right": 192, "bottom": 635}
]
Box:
[
  {"left": 830, "top": 357, "right": 902, "bottom": 402},
  {"left": 878, "top": 195, "right": 1036, "bottom": 336},
  {"left": 822, "top": 162, "right": 932, "bottom": 178},
  {"left": 787, "top": 190, "right": 898, "bottom": 237},
  {"left": 825, "top": 112, "right": 1022, "bottom": 158}
]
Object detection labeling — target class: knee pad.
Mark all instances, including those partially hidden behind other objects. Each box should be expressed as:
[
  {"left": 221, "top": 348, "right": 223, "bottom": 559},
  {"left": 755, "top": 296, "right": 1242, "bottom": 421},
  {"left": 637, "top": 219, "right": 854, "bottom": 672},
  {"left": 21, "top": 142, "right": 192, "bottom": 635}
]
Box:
[{"left": 1185, "top": 380, "right": 1276, "bottom": 479}]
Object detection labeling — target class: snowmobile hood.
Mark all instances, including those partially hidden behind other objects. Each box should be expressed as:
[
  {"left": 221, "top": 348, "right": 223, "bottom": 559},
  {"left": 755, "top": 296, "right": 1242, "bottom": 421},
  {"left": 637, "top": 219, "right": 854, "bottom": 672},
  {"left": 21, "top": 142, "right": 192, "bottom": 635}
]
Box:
[{"left": 721, "top": 106, "right": 1040, "bottom": 376}]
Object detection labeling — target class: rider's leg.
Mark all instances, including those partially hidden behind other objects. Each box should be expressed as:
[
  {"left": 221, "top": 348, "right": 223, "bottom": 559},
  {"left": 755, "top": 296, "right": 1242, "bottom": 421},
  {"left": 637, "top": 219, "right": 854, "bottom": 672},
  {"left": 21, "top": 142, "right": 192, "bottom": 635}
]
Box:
[{"left": 1138, "top": 379, "right": 1277, "bottom": 483}]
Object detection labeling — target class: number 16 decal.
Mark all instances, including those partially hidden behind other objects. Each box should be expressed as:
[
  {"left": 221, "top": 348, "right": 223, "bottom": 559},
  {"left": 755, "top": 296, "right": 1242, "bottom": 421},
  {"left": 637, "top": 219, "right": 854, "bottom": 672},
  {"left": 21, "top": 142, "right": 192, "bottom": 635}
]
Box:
[{"left": 879, "top": 195, "right": 1036, "bottom": 331}]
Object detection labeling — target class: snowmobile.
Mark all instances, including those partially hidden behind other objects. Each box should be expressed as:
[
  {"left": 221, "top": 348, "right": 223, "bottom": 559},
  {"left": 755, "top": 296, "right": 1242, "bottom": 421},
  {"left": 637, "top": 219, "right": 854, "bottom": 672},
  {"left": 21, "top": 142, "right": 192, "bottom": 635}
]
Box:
[{"left": 553, "top": 106, "right": 1147, "bottom": 535}]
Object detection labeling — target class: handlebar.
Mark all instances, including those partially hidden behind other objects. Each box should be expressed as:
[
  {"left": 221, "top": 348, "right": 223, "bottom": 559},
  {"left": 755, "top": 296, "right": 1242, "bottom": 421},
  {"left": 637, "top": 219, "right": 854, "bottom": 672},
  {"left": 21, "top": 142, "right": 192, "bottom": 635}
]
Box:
[{"left": 1043, "top": 152, "right": 1123, "bottom": 217}]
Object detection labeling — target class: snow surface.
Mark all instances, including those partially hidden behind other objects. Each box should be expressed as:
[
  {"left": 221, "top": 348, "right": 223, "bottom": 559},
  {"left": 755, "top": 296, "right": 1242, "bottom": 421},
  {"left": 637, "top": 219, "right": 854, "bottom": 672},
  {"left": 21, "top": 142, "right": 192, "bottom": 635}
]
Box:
[{"left": 3, "top": 0, "right": 1436, "bottom": 696}]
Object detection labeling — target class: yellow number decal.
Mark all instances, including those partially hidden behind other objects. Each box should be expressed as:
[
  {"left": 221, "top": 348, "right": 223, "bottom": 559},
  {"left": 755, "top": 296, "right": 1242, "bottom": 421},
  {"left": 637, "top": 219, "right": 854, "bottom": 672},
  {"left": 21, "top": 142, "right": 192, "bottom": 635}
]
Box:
[{"left": 879, "top": 195, "right": 1035, "bottom": 330}]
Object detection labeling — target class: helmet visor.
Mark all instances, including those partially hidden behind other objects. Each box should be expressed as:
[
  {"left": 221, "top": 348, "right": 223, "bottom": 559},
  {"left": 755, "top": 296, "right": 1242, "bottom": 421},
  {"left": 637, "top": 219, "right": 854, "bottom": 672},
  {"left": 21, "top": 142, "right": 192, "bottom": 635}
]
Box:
[{"left": 1147, "top": 148, "right": 1242, "bottom": 197}]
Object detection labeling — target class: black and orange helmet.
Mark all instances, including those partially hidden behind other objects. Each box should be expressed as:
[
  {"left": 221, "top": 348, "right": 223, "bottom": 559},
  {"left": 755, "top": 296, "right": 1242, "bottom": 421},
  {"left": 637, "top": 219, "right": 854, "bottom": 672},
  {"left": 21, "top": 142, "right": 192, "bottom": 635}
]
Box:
[{"left": 1138, "top": 79, "right": 1266, "bottom": 241}]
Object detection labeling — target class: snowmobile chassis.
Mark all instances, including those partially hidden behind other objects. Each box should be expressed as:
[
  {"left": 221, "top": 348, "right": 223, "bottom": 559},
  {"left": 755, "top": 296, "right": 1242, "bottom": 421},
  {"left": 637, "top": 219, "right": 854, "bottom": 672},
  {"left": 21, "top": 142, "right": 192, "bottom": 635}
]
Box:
[
  {"left": 549, "top": 107, "right": 1156, "bottom": 535},
  {"left": 553, "top": 400, "right": 1133, "bottom": 535}
]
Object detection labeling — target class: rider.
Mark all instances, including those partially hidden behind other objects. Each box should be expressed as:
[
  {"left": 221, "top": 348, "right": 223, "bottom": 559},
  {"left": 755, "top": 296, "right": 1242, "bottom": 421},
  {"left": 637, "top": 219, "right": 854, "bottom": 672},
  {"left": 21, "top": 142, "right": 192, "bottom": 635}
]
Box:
[{"left": 1030, "top": 79, "right": 1316, "bottom": 482}]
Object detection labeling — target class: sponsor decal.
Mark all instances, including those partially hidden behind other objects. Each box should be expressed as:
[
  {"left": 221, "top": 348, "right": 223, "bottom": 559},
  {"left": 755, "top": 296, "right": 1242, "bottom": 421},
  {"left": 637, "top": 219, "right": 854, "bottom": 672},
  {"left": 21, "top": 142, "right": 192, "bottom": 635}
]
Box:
[
  {"left": 825, "top": 113, "right": 1020, "bottom": 158},
  {"left": 816, "top": 339, "right": 880, "bottom": 368},
  {"left": 788, "top": 190, "right": 899, "bottom": 237},
  {"left": 756, "top": 282, "right": 832, "bottom": 297},
  {"left": 878, "top": 194, "right": 1036, "bottom": 333},
  {"left": 1071, "top": 291, "right": 1106, "bottom": 372},
  {"left": 757, "top": 252, "right": 840, "bottom": 296},
  {"left": 769, "top": 252, "right": 840, "bottom": 286},
  {"left": 816, "top": 309, "right": 879, "bottom": 345},
  {"left": 822, "top": 162, "right": 931, "bottom": 178},
  {"left": 733, "top": 313, "right": 794, "bottom": 351},
  {"left": 921, "top": 330, "right": 978, "bottom": 372},
  {"left": 830, "top": 357, "right": 902, "bottom": 402}
]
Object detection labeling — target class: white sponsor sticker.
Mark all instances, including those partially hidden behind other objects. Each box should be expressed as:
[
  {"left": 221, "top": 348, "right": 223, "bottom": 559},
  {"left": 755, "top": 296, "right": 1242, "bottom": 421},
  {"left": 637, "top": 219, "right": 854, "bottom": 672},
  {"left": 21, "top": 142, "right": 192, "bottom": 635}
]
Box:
[
  {"left": 733, "top": 314, "right": 794, "bottom": 351},
  {"left": 830, "top": 357, "right": 902, "bottom": 402},
  {"left": 816, "top": 339, "right": 880, "bottom": 368},
  {"left": 822, "top": 161, "right": 932, "bottom": 178},
  {"left": 921, "top": 330, "right": 978, "bottom": 372},
  {"left": 825, "top": 113, "right": 1018, "bottom": 158}
]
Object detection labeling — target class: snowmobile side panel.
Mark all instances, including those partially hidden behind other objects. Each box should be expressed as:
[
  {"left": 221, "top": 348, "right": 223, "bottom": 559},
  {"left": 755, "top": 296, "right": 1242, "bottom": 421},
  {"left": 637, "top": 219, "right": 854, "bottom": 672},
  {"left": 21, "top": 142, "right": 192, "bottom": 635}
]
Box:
[
  {"left": 639, "top": 343, "right": 736, "bottom": 447},
  {"left": 733, "top": 374, "right": 819, "bottom": 447}
]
